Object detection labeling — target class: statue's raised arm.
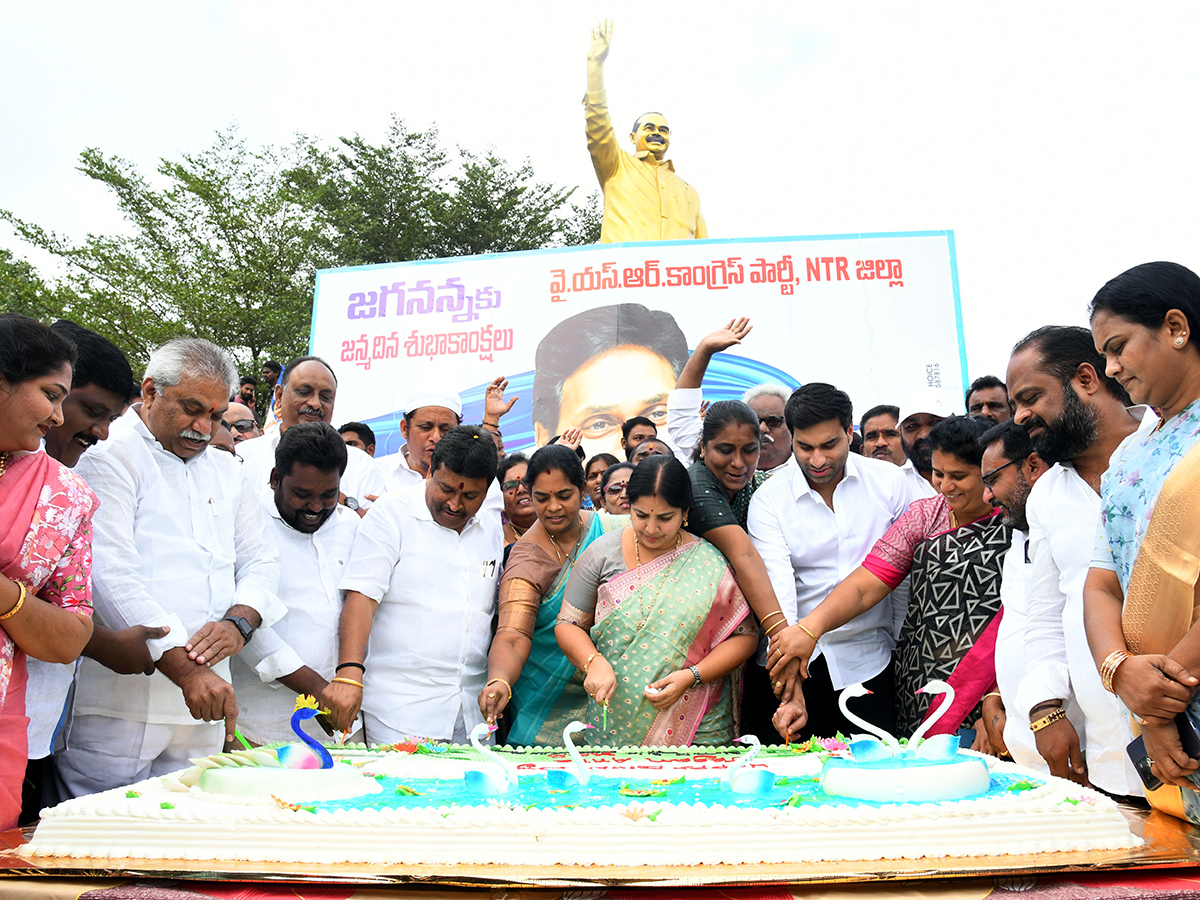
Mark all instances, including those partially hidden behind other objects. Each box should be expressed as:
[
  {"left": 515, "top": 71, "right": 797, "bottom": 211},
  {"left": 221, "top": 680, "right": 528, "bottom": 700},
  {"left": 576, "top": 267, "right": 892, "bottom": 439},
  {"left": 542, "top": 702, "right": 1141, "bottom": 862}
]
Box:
[{"left": 583, "top": 20, "right": 707, "bottom": 243}]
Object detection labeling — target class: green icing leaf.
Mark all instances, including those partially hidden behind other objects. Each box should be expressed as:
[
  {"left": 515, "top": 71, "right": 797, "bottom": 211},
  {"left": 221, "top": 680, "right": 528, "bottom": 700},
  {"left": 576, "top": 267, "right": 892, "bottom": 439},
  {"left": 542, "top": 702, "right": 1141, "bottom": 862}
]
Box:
[
  {"left": 647, "top": 809, "right": 662, "bottom": 821},
  {"left": 160, "top": 802, "right": 174, "bottom": 810},
  {"left": 125, "top": 791, "right": 141, "bottom": 798},
  {"left": 1008, "top": 779, "right": 1039, "bottom": 793}
]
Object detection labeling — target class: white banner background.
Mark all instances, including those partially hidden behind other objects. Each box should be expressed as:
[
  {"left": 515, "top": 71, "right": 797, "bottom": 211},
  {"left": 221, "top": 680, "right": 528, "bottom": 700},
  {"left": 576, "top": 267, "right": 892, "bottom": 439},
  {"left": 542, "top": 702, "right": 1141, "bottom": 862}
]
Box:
[{"left": 310, "top": 230, "right": 965, "bottom": 459}]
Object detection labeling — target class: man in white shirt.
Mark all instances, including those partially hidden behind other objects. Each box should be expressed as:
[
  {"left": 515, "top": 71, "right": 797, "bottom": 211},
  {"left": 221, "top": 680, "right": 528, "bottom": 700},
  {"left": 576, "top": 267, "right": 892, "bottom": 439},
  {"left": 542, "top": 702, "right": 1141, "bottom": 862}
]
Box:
[
  {"left": 977, "top": 420, "right": 1049, "bottom": 769},
  {"left": 896, "top": 387, "right": 957, "bottom": 499},
  {"left": 859, "top": 405, "right": 906, "bottom": 467},
  {"left": 375, "top": 390, "right": 465, "bottom": 494},
  {"left": 327, "top": 426, "right": 503, "bottom": 744},
  {"left": 748, "top": 383, "right": 917, "bottom": 740},
  {"left": 232, "top": 423, "right": 360, "bottom": 745},
  {"left": 59, "top": 338, "right": 283, "bottom": 797},
  {"left": 237, "top": 356, "right": 383, "bottom": 511},
  {"left": 1006, "top": 325, "right": 1147, "bottom": 798},
  {"left": 665, "top": 318, "right": 793, "bottom": 472}
]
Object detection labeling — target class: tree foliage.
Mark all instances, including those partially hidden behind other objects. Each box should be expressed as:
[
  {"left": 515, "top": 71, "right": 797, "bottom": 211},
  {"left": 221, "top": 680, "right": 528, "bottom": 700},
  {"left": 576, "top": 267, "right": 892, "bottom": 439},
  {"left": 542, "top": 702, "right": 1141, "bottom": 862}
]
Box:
[{"left": 2, "top": 118, "right": 601, "bottom": 374}]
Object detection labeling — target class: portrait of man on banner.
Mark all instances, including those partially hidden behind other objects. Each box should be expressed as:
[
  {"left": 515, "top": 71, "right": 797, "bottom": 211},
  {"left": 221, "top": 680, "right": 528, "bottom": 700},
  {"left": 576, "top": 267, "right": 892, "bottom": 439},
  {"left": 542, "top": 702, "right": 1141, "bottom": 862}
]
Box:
[{"left": 531, "top": 303, "right": 688, "bottom": 458}]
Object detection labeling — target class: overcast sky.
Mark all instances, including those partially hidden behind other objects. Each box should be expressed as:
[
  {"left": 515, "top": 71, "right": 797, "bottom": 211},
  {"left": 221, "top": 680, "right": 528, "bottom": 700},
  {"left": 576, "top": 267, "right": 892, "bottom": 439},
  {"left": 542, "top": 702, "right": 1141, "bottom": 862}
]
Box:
[{"left": 4, "top": 1, "right": 1198, "bottom": 387}]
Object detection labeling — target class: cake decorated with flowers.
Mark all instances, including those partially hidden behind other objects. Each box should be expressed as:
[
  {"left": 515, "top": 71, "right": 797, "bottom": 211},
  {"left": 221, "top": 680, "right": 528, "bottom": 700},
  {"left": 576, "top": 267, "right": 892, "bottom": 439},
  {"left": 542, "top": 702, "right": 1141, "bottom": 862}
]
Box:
[{"left": 23, "top": 732, "right": 1141, "bottom": 867}]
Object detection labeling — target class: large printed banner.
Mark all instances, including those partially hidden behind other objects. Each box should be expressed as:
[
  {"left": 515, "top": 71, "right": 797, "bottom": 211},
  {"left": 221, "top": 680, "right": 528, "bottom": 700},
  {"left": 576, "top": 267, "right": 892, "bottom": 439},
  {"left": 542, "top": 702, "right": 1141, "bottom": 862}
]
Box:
[{"left": 310, "top": 231, "right": 966, "bottom": 460}]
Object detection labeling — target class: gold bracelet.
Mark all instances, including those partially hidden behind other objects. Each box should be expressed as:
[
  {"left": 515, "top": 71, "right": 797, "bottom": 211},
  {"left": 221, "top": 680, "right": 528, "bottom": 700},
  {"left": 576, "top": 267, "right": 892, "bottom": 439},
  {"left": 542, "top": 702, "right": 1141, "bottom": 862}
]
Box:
[
  {"left": 1100, "top": 650, "right": 1134, "bottom": 693},
  {"left": 983, "top": 692, "right": 1002, "bottom": 700},
  {"left": 331, "top": 677, "right": 364, "bottom": 689},
  {"left": 486, "top": 677, "right": 513, "bottom": 702},
  {"left": 759, "top": 611, "right": 785, "bottom": 625},
  {"left": 797, "top": 623, "right": 818, "bottom": 642},
  {"left": 0, "top": 582, "right": 27, "bottom": 621},
  {"left": 583, "top": 652, "right": 603, "bottom": 675},
  {"left": 764, "top": 621, "right": 785, "bottom": 638},
  {"left": 1029, "top": 707, "right": 1067, "bottom": 733}
]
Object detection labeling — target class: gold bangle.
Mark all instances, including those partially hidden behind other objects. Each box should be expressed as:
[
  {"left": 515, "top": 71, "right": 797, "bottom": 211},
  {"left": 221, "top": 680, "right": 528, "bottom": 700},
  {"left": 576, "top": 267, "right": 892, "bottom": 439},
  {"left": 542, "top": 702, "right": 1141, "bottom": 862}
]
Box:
[
  {"left": 583, "top": 652, "right": 603, "bottom": 675},
  {"left": 983, "top": 692, "right": 1002, "bottom": 700},
  {"left": 1030, "top": 707, "right": 1067, "bottom": 733},
  {"left": 797, "top": 623, "right": 818, "bottom": 642},
  {"left": 486, "top": 677, "right": 513, "bottom": 702},
  {"left": 331, "top": 677, "right": 364, "bottom": 689},
  {"left": 0, "top": 582, "right": 27, "bottom": 621},
  {"left": 764, "top": 621, "right": 785, "bottom": 638},
  {"left": 1100, "top": 650, "right": 1133, "bottom": 694},
  {"left": 760, "top": 611, "right": 785, "bottom": 625}
]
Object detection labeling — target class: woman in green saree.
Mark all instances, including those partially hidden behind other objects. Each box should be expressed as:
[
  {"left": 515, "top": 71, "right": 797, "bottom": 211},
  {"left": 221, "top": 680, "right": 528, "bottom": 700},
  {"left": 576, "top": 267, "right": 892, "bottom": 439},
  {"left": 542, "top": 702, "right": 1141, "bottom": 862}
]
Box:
[
  {"left": 479, "top": 445, "right": 625, "bottom": 745},
  {"left": 555, "top": 455, "right": 758, "bottom": 746}
]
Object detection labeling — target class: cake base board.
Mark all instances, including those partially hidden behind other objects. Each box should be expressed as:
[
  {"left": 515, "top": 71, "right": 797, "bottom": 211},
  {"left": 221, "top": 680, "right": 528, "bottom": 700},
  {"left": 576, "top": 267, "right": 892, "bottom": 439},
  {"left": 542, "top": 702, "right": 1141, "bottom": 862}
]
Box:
[{"left": 2, "top": 805, "right": 1198, "bottom": 888}]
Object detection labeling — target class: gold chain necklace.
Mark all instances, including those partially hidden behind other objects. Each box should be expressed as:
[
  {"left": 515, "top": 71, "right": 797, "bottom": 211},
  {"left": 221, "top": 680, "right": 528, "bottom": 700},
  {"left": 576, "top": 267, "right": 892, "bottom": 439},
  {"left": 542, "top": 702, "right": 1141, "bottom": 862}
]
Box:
[
  {"left": 632, "top": 531, "right": 685, "bottom": 630},
  {"left": 0, "top": 452, "right": 8, "bottom": 482},
  {"left": 547, "top": 514, "right": 585, "bottom": 565}
]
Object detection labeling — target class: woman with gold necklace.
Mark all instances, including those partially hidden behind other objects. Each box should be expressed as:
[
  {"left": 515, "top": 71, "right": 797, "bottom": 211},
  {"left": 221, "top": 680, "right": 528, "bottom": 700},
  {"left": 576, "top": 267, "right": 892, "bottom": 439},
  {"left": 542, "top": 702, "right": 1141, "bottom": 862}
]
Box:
[
  {"left": 0, "top": 315, "right": 98, "bottom": 829},
  {"left": 479, "top": 445, "right": 624, "bottom": 745},
  {"left": 777, "top": 415, "right": 1010, "bottom": 740},
  {"left": 555, "top": 455, "right": 758, "bottom": 746}
]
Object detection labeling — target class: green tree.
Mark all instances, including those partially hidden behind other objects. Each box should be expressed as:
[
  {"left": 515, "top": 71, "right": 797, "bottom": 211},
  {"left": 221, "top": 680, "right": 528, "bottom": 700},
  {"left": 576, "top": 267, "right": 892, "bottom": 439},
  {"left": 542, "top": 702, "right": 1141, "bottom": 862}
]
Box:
[{"left": 2, "top": 128, "right": 329, "bottom": 373}]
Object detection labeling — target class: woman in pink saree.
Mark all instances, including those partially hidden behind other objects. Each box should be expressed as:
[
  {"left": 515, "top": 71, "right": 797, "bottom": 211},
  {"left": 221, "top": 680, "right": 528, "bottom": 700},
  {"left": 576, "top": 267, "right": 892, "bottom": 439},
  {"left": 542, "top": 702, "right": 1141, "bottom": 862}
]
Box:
[
  {"left": 0, "top": 315, "right": 97, "bottom": 828},
  {"left": 556, "top": 455, "right": 757, "bottom": 746}
]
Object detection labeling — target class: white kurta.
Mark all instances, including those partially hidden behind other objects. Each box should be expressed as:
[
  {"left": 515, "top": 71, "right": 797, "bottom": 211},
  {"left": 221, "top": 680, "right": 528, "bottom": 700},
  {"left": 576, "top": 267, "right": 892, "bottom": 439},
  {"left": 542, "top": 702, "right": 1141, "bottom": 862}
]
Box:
[
  {"left": 237, "top": 429, "right": 384, "bottom": 507},
  {"left": 231, "top": 492, "right": 360, "bottom": 744},
  {"left": 339, "top": 482, "right": 503, "bottom": 741},
  {"left": 1018, "top": 445, "right": 1152, "bottom": 797},
  {"left": 747, "top": 453, "right": 917, "bottom": 688}
]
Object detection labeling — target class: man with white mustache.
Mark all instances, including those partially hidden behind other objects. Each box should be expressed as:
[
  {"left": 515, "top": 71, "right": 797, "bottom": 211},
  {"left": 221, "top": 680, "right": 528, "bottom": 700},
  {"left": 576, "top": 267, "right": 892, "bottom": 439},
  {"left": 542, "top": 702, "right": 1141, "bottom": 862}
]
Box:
[
  {"left": 61, "top": 338, "right": 283, "bottom": 797},
  {"left": 237, "top": 356, "right": 383, "bottom": 513}
]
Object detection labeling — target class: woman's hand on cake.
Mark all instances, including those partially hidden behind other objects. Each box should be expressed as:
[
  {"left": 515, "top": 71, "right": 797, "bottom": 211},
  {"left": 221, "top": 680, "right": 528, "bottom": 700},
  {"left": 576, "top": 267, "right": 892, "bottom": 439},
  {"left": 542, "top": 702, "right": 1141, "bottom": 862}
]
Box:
[
  {"left": 980, "top": 693, "right": 1008, "bottom": 759},
  {"left": 767, "top": 622, "right": 814, "bottom": 681},
  {"left": 1112, "top": 653, "right": 1198, "bottom": 725},
  {"left": 479, "top": 680, "right": 511, "bottom": 724},
  {"left": 1142, "top": 719, "right": 1200, "bottom": 789},
  {"left": 644, "top": 670, "right": 692, "bottom": 709},
  {"left": 325, "top": 680, "right": 363, "bottom": 733},
  {"left": 584, "top": 656, "right": 617, "bottom": 705}
]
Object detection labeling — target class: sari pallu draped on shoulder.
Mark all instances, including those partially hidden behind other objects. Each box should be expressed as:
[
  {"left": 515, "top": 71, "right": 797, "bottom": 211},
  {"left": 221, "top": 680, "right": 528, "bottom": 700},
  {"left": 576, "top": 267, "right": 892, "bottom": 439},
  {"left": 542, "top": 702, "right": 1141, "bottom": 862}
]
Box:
[
  {"left": 504, "top": 512, "right": 624, "bottom": 746},
  {"left": 1117, "top": 437, "right": 1200, "bottom": 822},
  {"left": 0, "top": 450, "right": 97, "bottom": 829},
  {"left": 586, "top": 539, "right": 752, "bottom": 747},
  {"left": 893, "top": 511, "right": 1011, "bottom": 736}
]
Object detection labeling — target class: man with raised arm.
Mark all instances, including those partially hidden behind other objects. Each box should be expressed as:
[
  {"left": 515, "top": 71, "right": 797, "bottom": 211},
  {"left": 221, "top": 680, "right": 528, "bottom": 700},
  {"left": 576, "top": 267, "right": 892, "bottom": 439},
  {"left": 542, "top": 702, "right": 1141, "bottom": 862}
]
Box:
[{"left": 586, "top": 20, "right": 707, "bottom": 243}]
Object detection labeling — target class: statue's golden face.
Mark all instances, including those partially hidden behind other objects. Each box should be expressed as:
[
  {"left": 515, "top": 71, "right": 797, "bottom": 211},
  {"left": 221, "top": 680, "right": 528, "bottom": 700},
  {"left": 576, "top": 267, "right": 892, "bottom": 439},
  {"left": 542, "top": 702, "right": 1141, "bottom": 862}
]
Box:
[{"left": 630, "top": 115, "right": 670, "bottom": 158}]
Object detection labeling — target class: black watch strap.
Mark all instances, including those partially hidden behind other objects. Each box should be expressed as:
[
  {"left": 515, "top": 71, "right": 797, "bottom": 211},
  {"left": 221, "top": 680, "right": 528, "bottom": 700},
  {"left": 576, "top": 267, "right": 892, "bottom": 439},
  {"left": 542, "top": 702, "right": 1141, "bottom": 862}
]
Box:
[{"left": 222, "top": 615, "right": 254, "bottom": 645}]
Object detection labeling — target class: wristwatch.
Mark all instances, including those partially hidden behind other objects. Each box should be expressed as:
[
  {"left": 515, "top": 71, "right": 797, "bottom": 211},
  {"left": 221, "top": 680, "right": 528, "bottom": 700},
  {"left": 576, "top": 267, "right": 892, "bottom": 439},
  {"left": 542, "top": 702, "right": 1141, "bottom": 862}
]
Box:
[
  {"left": 343, "top": 496, "right": 360, "bottom": 511},
  {"left": 222, "top": 615, "right": 255, "bottom": 646}
]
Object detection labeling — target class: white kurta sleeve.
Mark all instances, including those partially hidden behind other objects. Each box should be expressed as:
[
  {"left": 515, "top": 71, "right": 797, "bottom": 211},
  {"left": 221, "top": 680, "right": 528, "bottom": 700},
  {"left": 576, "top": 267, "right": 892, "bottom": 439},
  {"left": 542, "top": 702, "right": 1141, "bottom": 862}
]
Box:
[
  {"left": 747, "top": 487, "right": 799, "bottom": 624},
  {"left": 339, "top": 492, "right": 406, "bottom": 600},
  {"left": 667, "top": 388, "right": 704, "bottom": 465},
  {"left": 76, "top": 448, "right": 187, "bottom": 662},
  {"left": 231, "top": 465, "right": 284, "bottom": 627}
]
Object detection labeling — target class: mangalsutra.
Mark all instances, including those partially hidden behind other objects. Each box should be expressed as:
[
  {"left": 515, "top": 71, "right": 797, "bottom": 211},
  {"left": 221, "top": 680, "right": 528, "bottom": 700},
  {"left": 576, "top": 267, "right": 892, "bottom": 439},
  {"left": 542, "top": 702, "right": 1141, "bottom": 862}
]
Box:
[
  {"left": 0, "top": 452, "right": 8, "bottom": 482},
  {"left": 547, "top": 514, "right": 585, "bottom": 565}
]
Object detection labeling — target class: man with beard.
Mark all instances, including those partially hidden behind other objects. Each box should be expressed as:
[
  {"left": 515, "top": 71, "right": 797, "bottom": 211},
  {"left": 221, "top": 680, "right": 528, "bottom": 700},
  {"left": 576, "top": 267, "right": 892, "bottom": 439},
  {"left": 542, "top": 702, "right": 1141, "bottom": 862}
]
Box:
[
  {"left": 896, "top": 387, "right": 956, "bottom": 498},
  {"left": 966, "top": 375, "right": 1012, "bottom": 423},
  {"left": 231, "top": 423, "right": 360, "bottom": 745},
  {"left": 749, "top": 383, "right": 916, "bottom": 740},
  {"left": 237, "top": 356, "right": 383, "bottom": 512},
  {"left": 859, "top": 404, "right": 906, "bottom": 467},
  {"left": 977, "top": 420, "right": 1048, "bottom": 771},
  {"left": 1006, "top": 325, "right": 1152, "bottom": 799},
  {"left": 60, "top": 339, "right": 283, "bottom": 797}
]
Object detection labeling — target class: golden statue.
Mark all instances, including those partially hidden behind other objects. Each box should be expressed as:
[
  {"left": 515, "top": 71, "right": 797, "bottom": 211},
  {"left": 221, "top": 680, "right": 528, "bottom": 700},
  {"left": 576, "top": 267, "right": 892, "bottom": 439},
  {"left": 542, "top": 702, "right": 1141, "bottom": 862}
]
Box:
[{"left": 585, "top": 21, "right": 707, "bottom": 243}]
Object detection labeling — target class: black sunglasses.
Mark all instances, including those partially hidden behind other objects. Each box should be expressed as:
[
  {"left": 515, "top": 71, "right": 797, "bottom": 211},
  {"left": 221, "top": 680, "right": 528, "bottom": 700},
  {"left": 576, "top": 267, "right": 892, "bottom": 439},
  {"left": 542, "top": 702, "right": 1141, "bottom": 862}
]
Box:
[
  {"left": 760, "top": 415, "right": 786, "bottom": 430},
  {"left": 225, "top": 418, "right": 258, "bottom": 434}
]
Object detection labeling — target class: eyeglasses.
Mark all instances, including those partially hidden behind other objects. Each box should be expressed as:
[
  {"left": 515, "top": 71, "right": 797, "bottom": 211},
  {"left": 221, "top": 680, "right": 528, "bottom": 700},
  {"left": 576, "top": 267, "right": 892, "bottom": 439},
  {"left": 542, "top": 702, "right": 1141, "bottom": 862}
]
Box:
[
  {"left": 225, "top": 419, "right": 258, "bottom": 433},
  {"left": 605, "top": 482, "right": 629, "bottom": 496},
  {"left": 760, "top": 416, "right": 785, "bottom": 430},
  {"left": 501, "top": 479, "right": 525, "bottom": 493},
  {"left": 980, "top": 457, "right": 1017, "bottom": 489}
]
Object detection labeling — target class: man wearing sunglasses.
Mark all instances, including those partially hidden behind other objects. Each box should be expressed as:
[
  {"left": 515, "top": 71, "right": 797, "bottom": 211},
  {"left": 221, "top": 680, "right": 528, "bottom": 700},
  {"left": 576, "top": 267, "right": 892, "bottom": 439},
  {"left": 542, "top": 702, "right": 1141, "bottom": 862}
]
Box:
[
  {"left": 1005, "top": 325, "right": 1153, "bottom": 800},
  {"left": 223, "top": 402, "right": 261, "bottom": 445}
]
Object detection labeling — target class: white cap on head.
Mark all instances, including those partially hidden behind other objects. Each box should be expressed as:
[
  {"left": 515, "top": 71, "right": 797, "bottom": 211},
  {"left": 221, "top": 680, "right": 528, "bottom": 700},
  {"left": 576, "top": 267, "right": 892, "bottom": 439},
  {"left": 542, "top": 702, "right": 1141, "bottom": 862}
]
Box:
[
  {"left": 403, "top": 390, "right": 463, "bottom": 418},
  {"left": 898, "top": 387, "right": 958, "bottom": 424}
]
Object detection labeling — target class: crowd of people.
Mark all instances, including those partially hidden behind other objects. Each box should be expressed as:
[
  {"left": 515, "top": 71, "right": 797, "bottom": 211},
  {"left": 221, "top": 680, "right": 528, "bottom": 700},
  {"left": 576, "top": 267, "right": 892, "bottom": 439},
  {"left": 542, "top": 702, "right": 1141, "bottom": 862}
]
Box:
[{"left": 4, "top": 259, "right": 1200, "bottom": 833}]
